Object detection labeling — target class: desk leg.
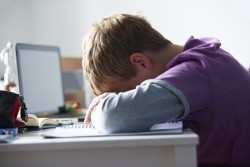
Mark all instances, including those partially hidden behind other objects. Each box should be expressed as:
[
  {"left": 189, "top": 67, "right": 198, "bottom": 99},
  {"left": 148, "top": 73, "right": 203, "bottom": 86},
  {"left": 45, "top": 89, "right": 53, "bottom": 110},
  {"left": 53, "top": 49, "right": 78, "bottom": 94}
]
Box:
[{"left": 174, "top": 145, "right": 197, "bottom": 167}]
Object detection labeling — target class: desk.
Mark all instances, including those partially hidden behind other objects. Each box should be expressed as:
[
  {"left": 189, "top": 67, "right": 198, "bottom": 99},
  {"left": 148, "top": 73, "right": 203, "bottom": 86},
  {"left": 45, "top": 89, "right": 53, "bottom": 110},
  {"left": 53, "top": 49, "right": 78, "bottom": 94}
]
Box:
[{"left": 0, "top": 130, "right": 198, "bottom": 167}]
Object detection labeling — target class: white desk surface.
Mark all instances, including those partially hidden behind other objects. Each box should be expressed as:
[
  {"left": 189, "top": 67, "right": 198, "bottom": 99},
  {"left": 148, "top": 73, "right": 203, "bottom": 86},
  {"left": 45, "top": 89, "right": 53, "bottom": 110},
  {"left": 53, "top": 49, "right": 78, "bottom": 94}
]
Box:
[
  {"left": 0, "top": 129, "right": 198, "bottom": 151},
  {"left": 0, "top": 129, "right": 199, "bottom": 167}
]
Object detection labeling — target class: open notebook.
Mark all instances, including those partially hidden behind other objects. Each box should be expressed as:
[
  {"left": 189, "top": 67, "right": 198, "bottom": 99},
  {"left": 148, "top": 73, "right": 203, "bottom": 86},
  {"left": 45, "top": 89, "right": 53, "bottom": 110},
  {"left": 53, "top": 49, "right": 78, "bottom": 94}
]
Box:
[{"left": 41, "top": 121, "right": 183, "bottom": 138}]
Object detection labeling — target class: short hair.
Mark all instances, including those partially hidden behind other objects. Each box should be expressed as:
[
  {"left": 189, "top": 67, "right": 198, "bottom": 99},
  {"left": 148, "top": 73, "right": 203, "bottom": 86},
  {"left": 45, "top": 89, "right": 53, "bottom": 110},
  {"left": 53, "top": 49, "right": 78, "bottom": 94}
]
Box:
[{"left": 82, "top": 13, "right": 171, "bottom": 96}]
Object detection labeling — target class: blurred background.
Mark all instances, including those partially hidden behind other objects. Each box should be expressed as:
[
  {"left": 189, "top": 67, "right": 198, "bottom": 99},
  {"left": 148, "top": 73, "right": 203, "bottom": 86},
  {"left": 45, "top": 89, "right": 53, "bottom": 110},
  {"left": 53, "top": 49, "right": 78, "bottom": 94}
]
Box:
[{"left": 1, "top": 0, "right": 250, "bottom": 77}]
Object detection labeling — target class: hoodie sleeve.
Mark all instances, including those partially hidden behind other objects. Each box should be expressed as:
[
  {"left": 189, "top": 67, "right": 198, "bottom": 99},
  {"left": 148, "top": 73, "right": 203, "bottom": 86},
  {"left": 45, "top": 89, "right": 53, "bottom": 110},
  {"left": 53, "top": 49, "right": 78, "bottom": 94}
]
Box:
[{"left": 91, "top": 79, "right": 189, "bottom": 133}]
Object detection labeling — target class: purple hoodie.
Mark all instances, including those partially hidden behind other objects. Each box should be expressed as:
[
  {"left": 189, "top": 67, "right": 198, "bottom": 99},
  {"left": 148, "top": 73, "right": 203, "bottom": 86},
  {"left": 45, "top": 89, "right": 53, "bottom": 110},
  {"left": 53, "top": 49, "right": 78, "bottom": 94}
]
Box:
[{"left": 157, "top": 36, "right": 250, "bottom": 165}]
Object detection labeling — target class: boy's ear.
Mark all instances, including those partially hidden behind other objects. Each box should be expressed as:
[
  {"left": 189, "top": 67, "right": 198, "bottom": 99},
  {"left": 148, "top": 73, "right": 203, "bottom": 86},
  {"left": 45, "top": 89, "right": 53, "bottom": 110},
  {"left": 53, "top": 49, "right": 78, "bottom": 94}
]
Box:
[{"left": 130, "top": 53, "right": 153, "bottom": 70}]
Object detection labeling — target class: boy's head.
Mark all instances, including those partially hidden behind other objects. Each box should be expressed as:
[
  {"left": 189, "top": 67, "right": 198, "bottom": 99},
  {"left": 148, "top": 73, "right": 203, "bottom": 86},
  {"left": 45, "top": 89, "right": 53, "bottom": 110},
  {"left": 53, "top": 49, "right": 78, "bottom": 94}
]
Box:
[{"left": 82, "top": 13, "right": 171, "bottom": 96}]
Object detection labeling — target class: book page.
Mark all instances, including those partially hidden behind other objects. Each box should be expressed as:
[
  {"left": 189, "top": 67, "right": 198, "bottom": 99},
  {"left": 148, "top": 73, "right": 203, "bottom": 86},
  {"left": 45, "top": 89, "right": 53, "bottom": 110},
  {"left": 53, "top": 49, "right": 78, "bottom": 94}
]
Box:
[
  {"left": 16, "top": 114, "right": 59, "bottom": 128},
  {"left": 150, "top": 121, "right": 182, "bottom": 130},
  {"left": 38, "top": 118, "right": 59, "bottom": 128},
  {"left": 16, "top": 114, "right": 39, "bottom": 127},
  {"left": 42, "top": 121, "right": 183, "bottom": 138}
]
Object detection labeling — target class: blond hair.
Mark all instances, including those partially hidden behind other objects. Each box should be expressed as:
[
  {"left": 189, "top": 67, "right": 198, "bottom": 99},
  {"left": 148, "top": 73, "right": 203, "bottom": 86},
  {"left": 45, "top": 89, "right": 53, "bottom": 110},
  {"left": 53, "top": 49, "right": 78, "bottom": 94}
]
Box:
[{"left": 82, "top": 13, "right": 171, "bottom": 96}]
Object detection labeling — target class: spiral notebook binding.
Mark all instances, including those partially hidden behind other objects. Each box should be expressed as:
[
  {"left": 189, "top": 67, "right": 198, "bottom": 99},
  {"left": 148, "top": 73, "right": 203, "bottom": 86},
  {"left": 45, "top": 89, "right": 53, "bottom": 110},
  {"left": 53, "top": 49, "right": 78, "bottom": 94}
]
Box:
[{"left": 60, "top": 124, "right": 95, "bottom": 129}]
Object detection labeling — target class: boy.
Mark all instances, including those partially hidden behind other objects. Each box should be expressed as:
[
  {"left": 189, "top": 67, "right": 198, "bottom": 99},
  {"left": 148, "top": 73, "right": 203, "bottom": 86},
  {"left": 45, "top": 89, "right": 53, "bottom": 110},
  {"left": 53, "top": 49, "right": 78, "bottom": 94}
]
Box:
[{"left": 82, "top": 13, "right": 250, "bottom": 166}]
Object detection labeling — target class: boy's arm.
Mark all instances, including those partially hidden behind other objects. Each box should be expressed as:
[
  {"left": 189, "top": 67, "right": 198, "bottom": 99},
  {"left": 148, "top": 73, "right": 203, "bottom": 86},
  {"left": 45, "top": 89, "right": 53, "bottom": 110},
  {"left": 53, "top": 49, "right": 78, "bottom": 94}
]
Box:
[{"left": 90, "top": 79, "right": 189, "bottom": 133}]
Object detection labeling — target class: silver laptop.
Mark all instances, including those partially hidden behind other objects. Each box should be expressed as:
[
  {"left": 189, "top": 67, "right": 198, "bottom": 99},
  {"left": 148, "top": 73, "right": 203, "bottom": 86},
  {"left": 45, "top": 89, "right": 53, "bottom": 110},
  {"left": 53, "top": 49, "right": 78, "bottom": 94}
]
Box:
[{"left": 15, "top": 43, "right": 82, "bottom": 123}]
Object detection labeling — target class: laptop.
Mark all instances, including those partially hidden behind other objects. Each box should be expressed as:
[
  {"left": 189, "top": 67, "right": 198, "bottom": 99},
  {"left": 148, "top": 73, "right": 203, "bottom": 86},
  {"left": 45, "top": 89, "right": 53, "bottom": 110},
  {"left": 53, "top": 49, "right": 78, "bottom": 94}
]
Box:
[{"left": 15, "top": 43, "right": 84, "bottom": 124}]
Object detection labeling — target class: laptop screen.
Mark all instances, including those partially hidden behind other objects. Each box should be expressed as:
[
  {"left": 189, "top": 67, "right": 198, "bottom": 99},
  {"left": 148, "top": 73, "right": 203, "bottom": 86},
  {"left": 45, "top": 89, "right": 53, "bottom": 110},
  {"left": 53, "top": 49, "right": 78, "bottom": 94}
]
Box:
[{"left": 15, "top": 43, "right": 65, "bottom": 115}]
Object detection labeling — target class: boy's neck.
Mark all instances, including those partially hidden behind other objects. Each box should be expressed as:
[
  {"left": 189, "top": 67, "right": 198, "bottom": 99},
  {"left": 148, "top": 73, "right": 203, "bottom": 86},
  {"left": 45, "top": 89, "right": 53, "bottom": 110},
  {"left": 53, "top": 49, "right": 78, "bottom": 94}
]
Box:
[
  {"left": 162, "top": 44, "right": 183, "bottom": 63},
  {"left": 152, "top": 44, "right": 184, "bottom": 74}
]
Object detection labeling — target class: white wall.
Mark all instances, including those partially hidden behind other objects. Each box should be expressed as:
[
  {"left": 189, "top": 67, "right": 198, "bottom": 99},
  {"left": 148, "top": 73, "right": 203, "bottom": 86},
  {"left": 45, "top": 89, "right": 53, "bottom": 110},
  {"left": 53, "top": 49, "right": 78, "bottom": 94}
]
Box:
[{"left": 1, "top": 0, "right": 250, "bottom": 77}]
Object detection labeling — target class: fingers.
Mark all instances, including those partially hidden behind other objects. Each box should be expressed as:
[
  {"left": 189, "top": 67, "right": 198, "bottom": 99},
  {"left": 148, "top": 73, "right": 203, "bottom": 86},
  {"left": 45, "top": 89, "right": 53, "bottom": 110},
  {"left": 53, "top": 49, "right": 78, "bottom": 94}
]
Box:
[{"left": 84, "top": 92, "right": 110, "bottom": 124}]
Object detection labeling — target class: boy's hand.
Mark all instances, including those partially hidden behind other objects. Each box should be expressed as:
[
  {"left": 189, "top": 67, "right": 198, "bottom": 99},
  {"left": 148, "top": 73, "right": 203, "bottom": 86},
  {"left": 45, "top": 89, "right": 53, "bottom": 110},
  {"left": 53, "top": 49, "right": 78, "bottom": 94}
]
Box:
[{"left": 84, "top": 92, "right": 110, "bottom": 124}]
